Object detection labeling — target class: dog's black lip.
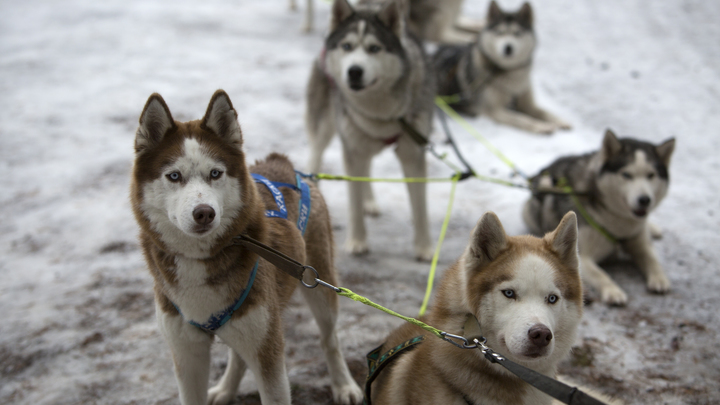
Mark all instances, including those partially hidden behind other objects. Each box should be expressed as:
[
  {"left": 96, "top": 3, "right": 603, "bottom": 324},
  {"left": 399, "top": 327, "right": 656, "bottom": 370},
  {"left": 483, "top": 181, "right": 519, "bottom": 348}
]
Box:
[
  {"left": 348, "top": 79, "right": 377, "bottom": 92},
  {"left": 633, "top": 208, "right": 648, "bottom": 217}
]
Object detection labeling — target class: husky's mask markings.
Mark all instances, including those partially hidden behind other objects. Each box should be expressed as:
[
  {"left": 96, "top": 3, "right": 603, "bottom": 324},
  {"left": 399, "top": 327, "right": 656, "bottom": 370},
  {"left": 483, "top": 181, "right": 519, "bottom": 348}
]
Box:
[
  {"left": 433, "top": 1, "right": 571, "bottom": 134},
  {"left": 369, "top": 212, "right": 584, "bottom": 404},
  {"left": 131, "top": 91, "right": 363, "bottom": 405},
  {"left": 524, "top": 129, "right": 676, "bottom": 305},
  {"left": 306, "top": 0, "right": 436, "bottom": 260}
]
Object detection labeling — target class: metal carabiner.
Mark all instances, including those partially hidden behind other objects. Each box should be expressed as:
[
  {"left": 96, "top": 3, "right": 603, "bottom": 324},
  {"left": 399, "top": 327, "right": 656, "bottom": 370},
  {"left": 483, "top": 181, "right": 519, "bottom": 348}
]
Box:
[{"left": 440, "top": 332, "right": 478, "bottom": 349}]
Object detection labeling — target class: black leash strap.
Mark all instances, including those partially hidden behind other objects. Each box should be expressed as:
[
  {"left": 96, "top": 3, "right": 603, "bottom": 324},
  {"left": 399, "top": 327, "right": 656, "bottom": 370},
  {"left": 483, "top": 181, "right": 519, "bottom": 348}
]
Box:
[
  {"left": 232, "top": 235, "right": 308, "bottom": 282},
  {"left": 477, "top": 341, "right": 606, "bottom": 405},
  {"left": 397, "top": 117, "right": 429, "bottom": 147}
]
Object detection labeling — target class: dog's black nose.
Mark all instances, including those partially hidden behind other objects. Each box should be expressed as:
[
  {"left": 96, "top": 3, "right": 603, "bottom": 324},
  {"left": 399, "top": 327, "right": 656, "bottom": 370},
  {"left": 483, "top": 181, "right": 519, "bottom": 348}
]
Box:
[
  {"left": 638, "top": 195, "right": 651, "bottom": 208},
  {"left": 504, "top": 44, "right": 513, "bottom": 56},
  {"left": 528, "top": 324, "right": 553, "bottom": 348},
  {"left": 348, "top": 65, "right": 364, "bottom": 82},
  {"left": 193, "top": 204, "right": 216, "bottom": 225}
]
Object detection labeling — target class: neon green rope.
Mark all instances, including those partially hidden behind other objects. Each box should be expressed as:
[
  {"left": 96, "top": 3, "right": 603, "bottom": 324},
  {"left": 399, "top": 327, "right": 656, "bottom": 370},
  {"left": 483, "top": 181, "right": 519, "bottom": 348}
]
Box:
[
  {"left": 419, "top": 176, "right": 458, "bottom": 316},
  {"left": 337, "top": 287, "right": 444, "bottom": 339},
  {"left": 315, "top": 173, "right": 454, "bottom": 183}
]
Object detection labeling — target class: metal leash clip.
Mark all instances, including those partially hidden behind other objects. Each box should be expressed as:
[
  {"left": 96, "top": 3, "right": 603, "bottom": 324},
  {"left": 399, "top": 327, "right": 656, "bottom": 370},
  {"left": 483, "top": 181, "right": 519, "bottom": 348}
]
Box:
[
  {"left": 440, "top": 332, "right": 479, "bottom": 349},
  {"left": 472, "top": 337, "right": 505, "bottom": 363},
  {"left": 300, "top": 266, "right": 341, "bottom": 292}
]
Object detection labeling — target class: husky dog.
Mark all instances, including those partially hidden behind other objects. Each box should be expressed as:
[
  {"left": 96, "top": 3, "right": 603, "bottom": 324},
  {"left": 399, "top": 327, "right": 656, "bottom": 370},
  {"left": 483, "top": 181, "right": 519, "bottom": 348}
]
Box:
[
  {"left": 368, "top": 211, "right": 588, "bottom": 404},
  {"left": 305, "top": 0, "right": 436, "bottom": 260},
  {"left": 299, "top": 0, "right": 483, "bottom": 42},
  {"left": 434, "top": 1, "right": 571, "bottom": 134},
  {"left": 523, "top": 129, "right": 676, "bottom": 305},
  {"left": 130, "top": 90, "right": 363, "bottom": 405}
]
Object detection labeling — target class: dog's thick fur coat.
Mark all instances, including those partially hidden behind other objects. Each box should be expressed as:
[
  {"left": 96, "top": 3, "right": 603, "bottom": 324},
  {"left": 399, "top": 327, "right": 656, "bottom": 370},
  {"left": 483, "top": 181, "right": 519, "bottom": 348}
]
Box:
[
  {"left": 523, "top": 130, "right": 675, "bottom": 305},
  {"left": 305, "top": 0, "right": 436, "bottom": 260},
  {"left": 131, "top": 90, "right": 362, "bottom": 404},
  {"left": 370, "top": 212, "right": 585, "bottom": 404}
]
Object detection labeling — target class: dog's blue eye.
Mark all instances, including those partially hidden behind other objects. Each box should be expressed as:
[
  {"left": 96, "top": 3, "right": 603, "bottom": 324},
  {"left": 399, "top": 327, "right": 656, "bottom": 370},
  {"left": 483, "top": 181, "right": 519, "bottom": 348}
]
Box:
[
  {"left": 368, "top": 45, "right": 381, "bottom": 53},
  {"left": 167, "top": 172, "right": 182, "bottom": 182},
  {"left": 621, "top": 172, "right": 633, "bottom": 180},
  {"left": 502, "top": 289, "right": 515, "bottom": 299},
  {"left": 341, "top": 43, "right": 352, "bottom": 51},
  {"left": 210, "top": 169, "right": 223, "bottom": 179},
  {"left": 547, "top": 294, "right": 558, "bottom": 304}
]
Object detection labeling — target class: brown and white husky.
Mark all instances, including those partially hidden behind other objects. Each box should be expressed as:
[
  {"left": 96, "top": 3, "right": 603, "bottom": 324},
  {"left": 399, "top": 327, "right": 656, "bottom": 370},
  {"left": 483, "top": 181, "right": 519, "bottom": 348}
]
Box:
[{"left": 130, "top": 90, "right": 362, "bottom": 404}]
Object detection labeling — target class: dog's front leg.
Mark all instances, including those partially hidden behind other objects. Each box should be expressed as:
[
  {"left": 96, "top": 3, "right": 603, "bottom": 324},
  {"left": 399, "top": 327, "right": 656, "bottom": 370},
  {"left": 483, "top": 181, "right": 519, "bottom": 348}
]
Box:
[
  {"left": 395, "top": 139, "right": 433, "bottom": 261},
  {"left": 484, "top": 106, "right": 558, "bottom": 134},
  {"left": 516, "top": 90, "right": 572, "bottom": 130},
  {"left": 207, "top": 347, "right": 247, "bottom": 405},
  {"left": 218, "top": 306, "right": 292, "bottom": 405},
  {"left": 622, "top": 228, "right": 671, "bottom": 294},
  {"left": 580, "top": 255, "right": 628, "bottom": 305},
  {"left": 157, "top": 307, "right": 213, "bottom": 405},
  {"left": 342, "top": 146, "right": 372, "bottom": 255}
]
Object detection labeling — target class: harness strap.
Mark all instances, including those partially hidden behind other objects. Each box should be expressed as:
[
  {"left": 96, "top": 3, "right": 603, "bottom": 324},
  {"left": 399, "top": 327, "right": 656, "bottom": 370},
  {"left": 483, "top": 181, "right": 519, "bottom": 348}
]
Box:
[
  {"left": 364, "top": 335, "right": 426, "bottom": 405},
  {"left": 252, "top": 173, "right": 312, "bottom": 235},
  {"left": 172, "top": 260, "right": 259, "bottom": 332}
]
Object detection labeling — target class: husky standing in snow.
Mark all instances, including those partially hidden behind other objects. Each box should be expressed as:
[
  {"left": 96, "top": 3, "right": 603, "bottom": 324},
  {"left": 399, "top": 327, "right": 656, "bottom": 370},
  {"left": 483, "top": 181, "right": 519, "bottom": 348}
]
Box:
[
  {"left": 298, "top": 0, "right": 483, "bottom": 43},
  {"left": 523, "top": 129, "right": 676, "bottom": 305},
  {"left": 130, "top": 90, "right": 362, "bottom": 404},
  {"left": 305, "top": 0, "right": 436, "bottom": 260},
  {"left": 434, "top": 1, "right": 571, "bottom": 134}
]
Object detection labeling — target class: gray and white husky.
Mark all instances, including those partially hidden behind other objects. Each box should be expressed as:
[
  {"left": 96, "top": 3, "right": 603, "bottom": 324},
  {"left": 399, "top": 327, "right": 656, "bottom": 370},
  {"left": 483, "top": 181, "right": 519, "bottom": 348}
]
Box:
[
  {"left": 433, "top": 1, "right": 571, "bottom": 134},
  {"left": 305, "top": 0, "right": 436, "bottom": 260},
  {"left": 523, "top": 129, "right": 676, "bottom": 305}
]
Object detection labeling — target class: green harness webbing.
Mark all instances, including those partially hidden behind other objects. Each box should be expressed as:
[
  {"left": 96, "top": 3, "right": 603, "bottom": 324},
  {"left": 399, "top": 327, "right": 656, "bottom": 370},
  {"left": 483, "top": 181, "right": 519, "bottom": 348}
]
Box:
[{"left": 364, "top": 335, "right": 426, "bottom": 405}]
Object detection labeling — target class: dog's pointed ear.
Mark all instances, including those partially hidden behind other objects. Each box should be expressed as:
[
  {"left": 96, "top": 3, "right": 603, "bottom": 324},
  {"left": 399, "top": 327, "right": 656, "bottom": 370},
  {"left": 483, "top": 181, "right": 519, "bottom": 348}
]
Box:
[
  {"left": 601, "top": 129, "right": 622, "bottom": 160},
  {"left": 466, "top": 212, "right": 508, "bottom": 270},
  {"left": 330, "top": 0, "right": 354, "bottom": 32},
  {"left": 201, "top": 90, "right": 243, "bottom": 145},
  {"left": 517, "top": 2, "right": 533, "bottom": 29},
  {"left": 488, "top": 1, "right": 503, "bottom": 26},
  {"left": 544, "top": 211, "right": 579, "bottom": 271},
  {"left": 135, "top": 93, "right": 176, "bottom": 153},
  {"left": 655, "top": 137, "right": 676, "bottom": 168},
  {"left": 378, "top": 0, "right": 404, "bottom": 39}
]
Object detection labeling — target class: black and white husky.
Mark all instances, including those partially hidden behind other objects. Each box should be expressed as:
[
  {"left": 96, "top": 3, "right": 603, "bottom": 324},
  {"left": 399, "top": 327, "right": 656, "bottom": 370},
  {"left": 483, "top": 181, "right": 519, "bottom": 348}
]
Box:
[
  {"left": 305, "top": 0, "right": 436, "bottom": 260},
  {"left": 523, "top": 129, "right": 676, "bottom": 305},
  {"left": 433, "top": 1, "right": 571, "bottom": 134}
]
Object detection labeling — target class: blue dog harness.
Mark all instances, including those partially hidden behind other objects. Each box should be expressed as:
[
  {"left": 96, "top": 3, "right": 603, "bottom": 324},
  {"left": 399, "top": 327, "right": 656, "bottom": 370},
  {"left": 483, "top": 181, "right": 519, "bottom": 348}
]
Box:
[{"left": 173, "top": 173, "right": 312, "bottom": 332}]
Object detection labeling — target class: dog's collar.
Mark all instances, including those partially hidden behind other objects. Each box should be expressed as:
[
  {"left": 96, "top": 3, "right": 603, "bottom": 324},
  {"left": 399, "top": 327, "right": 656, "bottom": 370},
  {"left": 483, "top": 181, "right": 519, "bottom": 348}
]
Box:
[{"left": 172, "top": 259, "right": 259, "bottom": 333}]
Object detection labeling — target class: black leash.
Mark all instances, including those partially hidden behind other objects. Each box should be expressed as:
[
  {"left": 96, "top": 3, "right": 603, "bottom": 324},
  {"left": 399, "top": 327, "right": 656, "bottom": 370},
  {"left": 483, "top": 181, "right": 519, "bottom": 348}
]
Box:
[{"left": 471, "top": 337, "right": 607, "bottom": 405}]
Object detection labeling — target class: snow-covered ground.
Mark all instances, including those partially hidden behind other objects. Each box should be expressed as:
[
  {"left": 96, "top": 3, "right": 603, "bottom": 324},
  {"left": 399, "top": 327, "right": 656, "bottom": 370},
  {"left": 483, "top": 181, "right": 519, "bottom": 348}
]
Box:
[{"left": 1, "top": 0, "right": 719, "bottom": 403}]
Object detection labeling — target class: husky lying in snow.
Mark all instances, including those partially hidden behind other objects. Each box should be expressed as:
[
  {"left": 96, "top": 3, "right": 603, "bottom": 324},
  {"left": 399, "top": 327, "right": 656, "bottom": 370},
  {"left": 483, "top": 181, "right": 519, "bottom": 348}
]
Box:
[
  {"left": 523, "top": 129, "right": 675, "bottom": 305},
  {"left": 305, "top": 0, "right": 436, "bottom": 260},
  {"left": 434, "top": 1, "right": 571, "bottom": 134},
  {"left": 130, "top": 90, "right": 362, "bottom": 404},
  {"left": 368, "top": 212, "right": 585, "bottom": 404}
]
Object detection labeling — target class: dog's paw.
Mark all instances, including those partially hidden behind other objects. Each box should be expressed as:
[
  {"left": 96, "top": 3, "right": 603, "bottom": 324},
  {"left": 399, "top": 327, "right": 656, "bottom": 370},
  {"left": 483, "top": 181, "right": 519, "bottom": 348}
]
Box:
[
  {"left": 363, "top": 200, "right": 381, "bottom": 217},
  {"left": 345, "top": 239, "right": 369, "bottom": 256},
  {"left": 601, "top": 286, "right": 628, "bottom": 306},
  {"left": 414, "top": 244, "right": 435, "bottom": 262},
  {"left": 647, "top": 272, "right": 671, "bottom": 294},
  {"left": 331, "top": 381, "right": 364, "bottom": 405},
  {"left": 207, "top": 385, "right": 235, "bottom": 405},
  {"left": 648, "top": 222, "right": 663, "bottom": 239},
  {"left": 556, "top": 120, "right": 572, "bottom": 131},
  {"left": 530, "top": 122, "right": 558, "bottom": 135}
]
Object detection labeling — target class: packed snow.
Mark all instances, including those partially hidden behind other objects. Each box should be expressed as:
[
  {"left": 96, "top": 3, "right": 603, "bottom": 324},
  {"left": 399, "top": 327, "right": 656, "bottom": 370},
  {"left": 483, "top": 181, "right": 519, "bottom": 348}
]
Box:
[{"left": 1, "top": 0, "right": 718, "bottom": 404}]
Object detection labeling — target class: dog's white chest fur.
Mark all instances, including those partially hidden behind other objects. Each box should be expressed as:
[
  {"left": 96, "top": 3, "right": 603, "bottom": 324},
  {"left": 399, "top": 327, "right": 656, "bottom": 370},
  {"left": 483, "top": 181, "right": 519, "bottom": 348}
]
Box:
[{"left": 166, "top": 257, "right": 233, "bottom": 324}]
